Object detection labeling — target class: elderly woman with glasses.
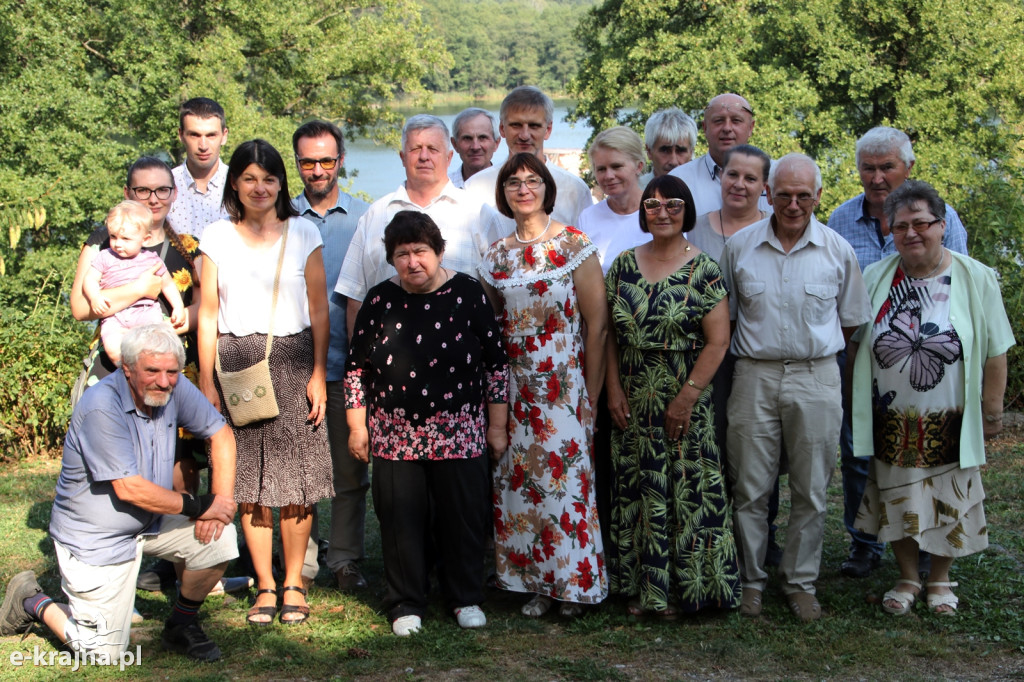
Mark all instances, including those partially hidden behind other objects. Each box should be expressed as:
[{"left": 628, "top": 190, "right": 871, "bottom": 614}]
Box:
[
  {"left": 604, "top": 174, "right": 740, "bottom": 617},
  {"left": 849, "top": 180, "right": 1014, "bottom": 617},
  {"left": 480, "top": 152, "right": 609, "bottom": 619}
]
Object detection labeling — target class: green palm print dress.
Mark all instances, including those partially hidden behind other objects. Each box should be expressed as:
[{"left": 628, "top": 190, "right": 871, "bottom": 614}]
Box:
[{"left": 605, "top": 249, "right": 740, "bottom": 613}]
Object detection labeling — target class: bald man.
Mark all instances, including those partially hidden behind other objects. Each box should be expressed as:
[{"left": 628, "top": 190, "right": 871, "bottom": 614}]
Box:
[{"left": 669, "top": 93, "right": 769, "bottom": 216}]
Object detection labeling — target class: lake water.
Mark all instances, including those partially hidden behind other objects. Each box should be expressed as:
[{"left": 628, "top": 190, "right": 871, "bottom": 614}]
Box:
[{"left": 342, "top": 101, "right": 593, "bottom": 201}]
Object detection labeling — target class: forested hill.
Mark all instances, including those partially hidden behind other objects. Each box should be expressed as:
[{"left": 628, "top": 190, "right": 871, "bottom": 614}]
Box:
[{"left": 417, "top": 0, "right": 596, "bottom": 95}]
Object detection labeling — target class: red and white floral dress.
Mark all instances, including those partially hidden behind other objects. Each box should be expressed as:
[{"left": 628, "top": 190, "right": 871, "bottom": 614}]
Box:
[{"left": 480, "top": 227, "right": 608, "bottom": 604}]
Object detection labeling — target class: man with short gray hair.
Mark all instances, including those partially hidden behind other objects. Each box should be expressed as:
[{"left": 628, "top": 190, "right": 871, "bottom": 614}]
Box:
[
  {"left": 827, "top": 126, "right": 968, "bottom": 580},
  {"left": 335, "top": 114, "right": 502, "bottom": 335},
  {"left": 463, "top": 86, "right": 593, "bottom": 228},
  {"left": 0, "top": 324, "right": 237, "bottom": 661},
  {"left": 721, "top": 154, "right": 870, "bottom": 622},
  {"left": 640, "top": 107, "right": 698, "bottom": 185},
  {"left": 448, "top": 108, "right": 500, "bottom": 188}
]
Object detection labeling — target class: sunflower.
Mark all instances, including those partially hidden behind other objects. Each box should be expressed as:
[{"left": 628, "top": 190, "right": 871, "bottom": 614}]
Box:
[
  {"left": 172, "top": 268, "right": 193, "bottom": 292},
  {"left": 183, "top": 361, "right": 199, "bottom": 385},
  {"left": 178, "top": 234, "right": 199, "bottom": 253}
]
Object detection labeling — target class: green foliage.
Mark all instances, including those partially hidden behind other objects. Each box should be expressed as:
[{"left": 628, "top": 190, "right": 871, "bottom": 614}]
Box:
[
  {"left": 0, "top": 0, "right": 448, "bottom": 242},
  {"left": 418, "top": 0, "right": 593, "bottom": 96},
  {"left": 569, "top": 0, "right": 1024, "bottom": 397},
  {"left": 0, "top": 245, "right": 90, "bottom": 460}
]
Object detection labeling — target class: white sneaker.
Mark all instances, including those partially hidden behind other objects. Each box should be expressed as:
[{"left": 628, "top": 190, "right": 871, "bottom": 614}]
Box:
[
  {"left": 392, "top": 614, "right": 422, "bottom": 636},
  {"left": 454, "top": 605, "right": 486, "bottom": 629}
]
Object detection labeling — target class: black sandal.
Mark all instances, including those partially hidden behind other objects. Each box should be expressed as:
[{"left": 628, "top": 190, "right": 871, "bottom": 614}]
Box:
[
  {"left": 246, "top": 588, "right": 277, "bottom": 626},
  {"left": 279, "top": 585, "right": 310, "bottom": 625}
]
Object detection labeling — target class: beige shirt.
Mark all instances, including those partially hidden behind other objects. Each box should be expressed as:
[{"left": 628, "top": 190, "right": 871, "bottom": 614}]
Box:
[{"left": 720, "top": 215, "right": 871, "bottom": 361}]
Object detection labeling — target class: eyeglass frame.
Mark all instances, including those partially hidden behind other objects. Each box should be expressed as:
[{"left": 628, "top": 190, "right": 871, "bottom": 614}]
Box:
[
  {"left": 771, "top": 192, "right": 817, "bottom": 208},
  {"left": 891, "top": 217, "right": 943, "bottom": 235},
  {"left": 296, "top": 155, "right": 341, "bottom": 171},
  {"left": 503, "top": 176, "right": 544, "bottom": 192},
  {"left": 128, "top": 186, "right": 175, "bottom": 200},
  {"left": 642, "top": 198, "right": 686, "bottom": 215}
]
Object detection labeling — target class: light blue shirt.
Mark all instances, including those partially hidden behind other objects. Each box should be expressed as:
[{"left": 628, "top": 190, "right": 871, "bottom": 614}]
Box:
[
  {"left": 827, "top": 193, "right": 968, "bottom": 272},
  {"left": 293, "top": 190, "right": 370, "bottom": 381},
  {"left": 50, "top": 371, "right": 225, "bottom": 566}
]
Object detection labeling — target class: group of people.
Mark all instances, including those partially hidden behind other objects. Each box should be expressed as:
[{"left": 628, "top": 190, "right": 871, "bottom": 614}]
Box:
[{"left": 0, "top": 85, "right": 1013, "bottom": 663}]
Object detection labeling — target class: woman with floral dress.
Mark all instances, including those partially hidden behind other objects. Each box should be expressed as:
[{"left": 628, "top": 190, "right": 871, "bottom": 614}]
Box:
[
  {"left": 480, "top": 153, "right": 609, "bottom": 618},
  {"left": 605, "top": 174, "right": 740, "bottom": 616}
]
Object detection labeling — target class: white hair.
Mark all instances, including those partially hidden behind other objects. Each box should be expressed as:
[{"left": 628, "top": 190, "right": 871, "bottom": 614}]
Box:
[
  {"left": 643, "top": 108, "right": 698, "bottom": 150},
  {"left": 768, "top": 153, "right": 822, "bottom": 194},
  {"left": 120, "top": 323, "right": 185, "bottom": 370},
  {"left": 401, "top": 114, "right": 450, "bottom": 153},
  {"left": 855, "top": 127, "right": 915, "bottom": 167}
]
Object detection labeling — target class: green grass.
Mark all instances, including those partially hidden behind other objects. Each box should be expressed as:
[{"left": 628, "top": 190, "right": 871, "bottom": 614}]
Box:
[{"left": 2, "top": 429, "right": 1024, "bottom": 680}]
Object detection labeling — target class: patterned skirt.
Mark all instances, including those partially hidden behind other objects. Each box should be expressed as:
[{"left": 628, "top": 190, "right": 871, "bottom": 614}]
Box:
[
  {"left": 854, "top": 458, "right": 987, "bottom": 557},
  {"left": 215, "top": 329, "right": 333, "bottom": 507}
]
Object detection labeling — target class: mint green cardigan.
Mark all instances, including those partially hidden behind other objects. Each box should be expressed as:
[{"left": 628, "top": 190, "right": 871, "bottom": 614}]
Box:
[{"left": 851, "top": 252, "right": 1015, "bottom": 468}]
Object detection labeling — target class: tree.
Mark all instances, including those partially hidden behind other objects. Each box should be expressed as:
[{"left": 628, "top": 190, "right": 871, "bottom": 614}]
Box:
[
  {"left": 0, "top": 0, "right": 449, "bottom": 258},
  {"left": 569, "top": 0, "right": 1024, "bottom": 402},
  {"left": 570, "top": 0, "right": 1024, "bottom": 208}
]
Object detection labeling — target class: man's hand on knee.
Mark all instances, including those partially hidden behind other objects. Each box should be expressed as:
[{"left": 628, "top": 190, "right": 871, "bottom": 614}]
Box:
[
  {"left": 196, "top": 494, "right": 236, "bottom": 525},
  {"left": 194, "top": 519, "right": 227, "bottom": 544}
]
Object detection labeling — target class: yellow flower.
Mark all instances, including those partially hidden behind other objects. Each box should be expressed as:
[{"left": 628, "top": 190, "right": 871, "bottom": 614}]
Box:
[
  {"left": 179, "top": 234, "right": 199, "bottom": 253},
  {"left": 172, "top": 268, "right": 193, "bottom": 292},
  {"left": 183, "top": 361, "right": 199, "bottom": 385}
]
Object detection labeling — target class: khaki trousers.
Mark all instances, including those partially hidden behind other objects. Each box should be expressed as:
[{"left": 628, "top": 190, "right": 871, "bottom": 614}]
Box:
[{"left": 726, "top": 356, "right": 840, "bottom": 595}]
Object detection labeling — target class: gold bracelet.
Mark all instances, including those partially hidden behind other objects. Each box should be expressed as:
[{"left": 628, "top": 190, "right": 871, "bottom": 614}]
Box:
[{"left": 686, "top": 379, "right": 704, "bottom": 390}]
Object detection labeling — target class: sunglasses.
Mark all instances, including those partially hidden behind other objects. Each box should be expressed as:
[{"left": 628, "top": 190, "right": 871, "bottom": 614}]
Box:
[
  {"left": 642, "top": 198, "right": 686, "bottom": 215},
  {"left": 296, "top": 156, "right": 340, "bottom": 171}
]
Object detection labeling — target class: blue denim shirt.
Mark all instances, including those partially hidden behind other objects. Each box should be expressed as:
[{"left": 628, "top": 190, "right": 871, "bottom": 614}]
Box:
[
  {"left": 294, "top": 190, "right": 370, "bottom": 382},
  {"left": 827, "top": 193, "right": 968, "bottom": 272}
]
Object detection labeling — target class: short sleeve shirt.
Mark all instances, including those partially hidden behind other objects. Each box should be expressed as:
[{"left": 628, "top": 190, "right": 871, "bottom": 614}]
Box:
[
  {"left": 167, "top": 161, "right": 230, "bottom": 239},
  {"left": 49, "top": 371, "right": 225, "bottom": 565}
]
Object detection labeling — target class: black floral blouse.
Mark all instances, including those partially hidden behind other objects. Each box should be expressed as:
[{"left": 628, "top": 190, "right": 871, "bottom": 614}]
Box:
[{"left": 345, "top": 273, "right": 509, "bottom": 461}]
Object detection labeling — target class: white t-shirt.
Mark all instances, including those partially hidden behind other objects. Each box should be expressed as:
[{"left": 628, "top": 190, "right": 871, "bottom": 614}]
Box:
[
  {"left": 200, "top": 217, "right": 323, "bottom": 336},
  {"left": 576, "top": 200, "right": 650, "bottom": 275}
]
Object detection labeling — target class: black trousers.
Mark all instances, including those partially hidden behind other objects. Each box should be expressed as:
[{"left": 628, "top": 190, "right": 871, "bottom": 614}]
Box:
[{"left": 373, "top": 455, "right": 489, "bottom": 621}]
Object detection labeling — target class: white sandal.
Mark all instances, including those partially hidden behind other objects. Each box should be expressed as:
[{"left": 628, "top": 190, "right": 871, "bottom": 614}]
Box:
[
  {"left": 882, "top": 580, "right": 921, "bottom": 615},
  {"left": 926, "top": 581, "right": 959, "bottom": 615}
]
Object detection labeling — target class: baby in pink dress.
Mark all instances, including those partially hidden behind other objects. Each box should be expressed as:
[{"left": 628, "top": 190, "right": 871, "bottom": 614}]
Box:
[{"left": 83, "top": 200, "right": 185, "bottom": 365}]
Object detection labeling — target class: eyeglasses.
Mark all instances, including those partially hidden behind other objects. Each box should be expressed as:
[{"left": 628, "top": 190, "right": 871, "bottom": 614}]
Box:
[
  {"left": 296, "top": 156, "right": 340, "bottom": 171},
  {"left": 503, "top": 176, "right": 544, "bottom": 191},
  {"left": 772, "top": 193, "right": 816, "bottom": 207},
  {"left": 891, "top": 218, "right": 942, "bottom": 235},
  {"left": 129, "top": 186, "right": 174, "bottom": 200},
  {"left": 642, "top": 198, "right": 686, "bottom": 215}
]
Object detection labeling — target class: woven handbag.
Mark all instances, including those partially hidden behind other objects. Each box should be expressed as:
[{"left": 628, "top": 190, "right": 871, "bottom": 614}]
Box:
[{"left": 216, "top": 223, "right": 289, "bottom": 427}]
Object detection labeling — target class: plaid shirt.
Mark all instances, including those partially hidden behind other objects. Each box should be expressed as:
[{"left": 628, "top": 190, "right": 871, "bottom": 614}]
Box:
[{"left": 827, "top": 193, "right": 968, "bottom": 272}]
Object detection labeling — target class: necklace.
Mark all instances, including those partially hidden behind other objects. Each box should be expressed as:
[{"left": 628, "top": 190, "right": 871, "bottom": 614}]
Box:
[
  {"left": 650, "top": 238, "right": 692, "bottom": 261},
  {"left": 902, "top": 249, "right": 946, "bottom": 280},
  {"left": 514, "top": 215, "right": 553, "bottom": 244},
  {"left": 718, "top": 209, "right": 765, "bottom": 243}
]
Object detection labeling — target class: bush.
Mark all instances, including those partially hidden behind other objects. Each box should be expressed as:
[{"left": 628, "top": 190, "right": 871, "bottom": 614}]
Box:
[
  {"left": 0, "top": 244, "right": 91, "bottom": 460},
  {"left": 963, "top": 165, "right": 1024, "bottom": 409}
]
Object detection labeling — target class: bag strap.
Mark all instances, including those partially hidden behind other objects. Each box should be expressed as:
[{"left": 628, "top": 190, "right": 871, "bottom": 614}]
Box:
[{"left": 216, "top": 220, "right": 290, "bottom": 372}]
